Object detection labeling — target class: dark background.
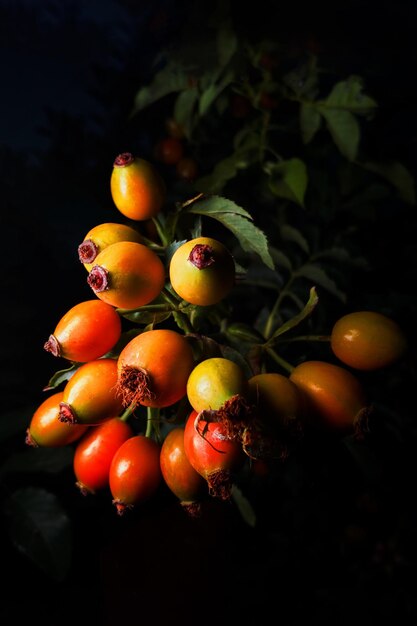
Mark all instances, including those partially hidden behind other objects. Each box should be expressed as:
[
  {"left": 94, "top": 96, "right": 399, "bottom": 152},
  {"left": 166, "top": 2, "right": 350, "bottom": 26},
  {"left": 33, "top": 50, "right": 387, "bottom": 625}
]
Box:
[{"left": 1, "top": 1, "right": 417, "bottom": 624}]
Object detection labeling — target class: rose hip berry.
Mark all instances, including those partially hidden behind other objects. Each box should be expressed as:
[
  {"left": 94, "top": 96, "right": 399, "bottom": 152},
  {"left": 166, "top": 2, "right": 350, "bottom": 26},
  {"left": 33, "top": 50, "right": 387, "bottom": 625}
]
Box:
[
  {"left": 183, "top": 410, "right": 245, "bottom": 500},
  {"left": 110, "top": 152, "right": 166, "bottom": 221},
  {"left": 44, "top": 299, "right": 122, "bottom": 363},
  {"left": 116, "top": 329, "right": 195, "bottom": 409},
  {"left": 160, "top": 426, "right": 207, "bottom": 516},
  {"left": 58, "top": 358, "right": 124, "bottom": 426},
  {"left": 109, "top": 435, "right": 162, "bottom": 515},
  {"left": 87, "top": 240, "right": 165, "bottom": 310},
  {"left": 26, "top": 391, "right": 88, "bottom": 447},
  {"left": 78, "top": 222, "right": 143, "bottom": 272},
  {"left": 169, "top": 236, "right": 235, "bottom": 306},
  {"left": 73, "top": 416, "right": 134, "bottom": 495},
  {"left": 330, "top": 310, "right": 407, "bottom": 371}
]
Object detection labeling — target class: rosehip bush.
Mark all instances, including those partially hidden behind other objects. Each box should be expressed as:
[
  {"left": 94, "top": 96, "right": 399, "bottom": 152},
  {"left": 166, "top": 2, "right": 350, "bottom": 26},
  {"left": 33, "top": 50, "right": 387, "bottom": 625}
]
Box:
[{"left": 6, "top": 6, "right": 414, "bottom": 586}]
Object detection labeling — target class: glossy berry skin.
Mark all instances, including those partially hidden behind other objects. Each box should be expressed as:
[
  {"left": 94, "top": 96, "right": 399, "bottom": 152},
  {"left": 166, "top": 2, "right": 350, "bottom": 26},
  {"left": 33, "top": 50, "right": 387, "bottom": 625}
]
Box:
[
  {"left": 248, "top": 372, "right": 302, "bottom": 431},
  {"left": 186, "top": 357, "right": 249, "bottom": 414},
  {"left": 44, "top": 299, "right": 122, "bottom": 363},
  {"left": 87, "top": 241, "right": 165, "bottom": 310},
  {"left": 59, "top": 358, "right": 124, "bottom": 425},
  {"left": 169, "top": 237, "right": 235, "bottom": 306},
  {"left": 330, "top": 311, "right": 407, "bottom": 371},
  {"left": 289, "top": 360, "right": 368, "bottom": 432},
  {"left": 116, "top": 329, "right": 195, "bottom": 408},
  {"left": 26, "top": 391, "right": 88, "bottom": 447},
  {"left": 109, "top": 435, "right": 162, "bottom": 515},
  {"left": 160, "top": 426, "right": 206, "bottom": 512},
  {"left": 78, "top": 222, "right": 143, "bottom": 273},
  {"left": 73, "top": 417, "right": 134, "bottom": 495},
  {"left": 110, "top": 152, "right": 166, "bottom": 221},
  {"left": 183, "top": 410, "right": 245, "bottom": 500}
]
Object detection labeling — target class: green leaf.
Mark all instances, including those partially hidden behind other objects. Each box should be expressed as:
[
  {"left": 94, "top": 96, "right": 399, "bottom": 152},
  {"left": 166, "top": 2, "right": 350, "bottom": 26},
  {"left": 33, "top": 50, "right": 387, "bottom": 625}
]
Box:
[
  {"left": 173, "top": 88, "right": 199, "bottom": 138},
  {"left": 226, "top": 323, "right": 265, "bottom": 343},
  {"left": 219, "top": 344, "right": 254, "bottom": 379},
  {"left": 43, "top": 363, "right": 80, "bottom": 391},
  {"left": 359, "top": 160, "right": 416, "bottom": 205},
  {"left": 280, "top": 224, "right": 310, "bottom": 254},
  {"left": 319, "top": 108, "right": 360, "bottom": 161},
  {"left": 214, "top": 213, "right": 274, "bottom": 270},
  {"left": 0, "top": 447, "right": 73, "bottom": 478},
  {"left": 131, "top": 61, "right": 188, "bottom": 115},
  {"left": 217, "top": 22, "right": 237, "bottom": 66},
  {"left": 185, "top": 196, "right": 274, "bottom": 269},
  {"left": 195, "top": 154, "right": 241, "bottom": 194},
  {"left": 267, "top": 158, "right": 308, "bottom": 207},
  {"left": 3, "top": 487, "right": 72, "bottom": 581},
  {"left": 296, "top": 264, "right": 346, "bottom": 302},
  {"left": 300, "top": 102, "right": 322, "bottom": 144},
  {"left": 199, "top": 70, "right": 234, "bottom": 117},
  {"left": 231, "top": 484, "right": 256, "bottom": 527},
  {"left": 188, "top": 194, "right": 256, "bottom": 218},
  {"left": 324, "top": 76, "right": 378, "bottom": 115},
  {"left": 269, "top": 286, "right": 319, "bottom": 341}
]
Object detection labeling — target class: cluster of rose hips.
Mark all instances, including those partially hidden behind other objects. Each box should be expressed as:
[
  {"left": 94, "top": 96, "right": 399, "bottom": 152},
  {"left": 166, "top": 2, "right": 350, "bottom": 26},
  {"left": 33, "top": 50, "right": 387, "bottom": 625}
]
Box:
[{"left": 26, "top": 151, "right": 408, "bottom": 517}]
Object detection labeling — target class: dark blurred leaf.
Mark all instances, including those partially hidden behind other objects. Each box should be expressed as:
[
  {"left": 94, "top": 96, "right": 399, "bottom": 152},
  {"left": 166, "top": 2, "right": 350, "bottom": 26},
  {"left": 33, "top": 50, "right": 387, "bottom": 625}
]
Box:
[
  {"left": 131, "top": 61, "right": 188, "bottom": 115},
  {"left": 267, "top": 158, "right": 308, "bottom": 207},
  {"left": 359, "top": 160, "right": 416, "bottom": 205},
  {"left": 319, "top": 108, "right": 359, "bottom": 161},
  {"left": 174, "top": 88, "right": 199, "bottom": 138},
  {"left": 296, "top": 264, "right": 346, "bottom": 302},
  {"left": 280, "top": 223, "right": 310, "bottom": 254},
  {"left": 323, "top": 76, "right": 378, "bottom": 115},
  {"left": 300, "top": 102, "right": 322, "bottom": 144},
  {"left": 3, "top": 487, "right": 72, "bottom": 582},
  {"left": 231, "top": 484, "right": 256, "bottom": 527}
]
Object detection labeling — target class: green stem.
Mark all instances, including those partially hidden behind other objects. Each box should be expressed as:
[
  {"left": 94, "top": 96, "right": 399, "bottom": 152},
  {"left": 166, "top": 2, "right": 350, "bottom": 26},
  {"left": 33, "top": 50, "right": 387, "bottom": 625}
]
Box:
[
  {"left": 265, "top": 347, "right": 295, "bottom": 374},
  {"left": 263, "top": 275, "right": 295, "bottom": 339},
  {"left": 276, "top": 334, "right": 331, "bottom": 344},
  {"left": 145, "top": 407, "right": 162, "bottom": 441},
  {"left": 151, "top": 215, "right": 169, "bottom": 247},
  {"left": 119, "top": 403, "right": 137, "bottom": 422},
  {"left": 145, "top": 407, "right": 154, "bottom": 438},
  {"left": 161, "top": 286, "right": 182, "bottom": 307}
]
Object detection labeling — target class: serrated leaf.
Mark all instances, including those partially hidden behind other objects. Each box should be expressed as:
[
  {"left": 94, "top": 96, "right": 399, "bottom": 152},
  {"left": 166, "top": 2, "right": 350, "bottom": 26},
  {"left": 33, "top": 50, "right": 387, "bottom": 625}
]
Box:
[
  {"left": 268, "top": 158, "right": 308, "bottom": 207},
  {"left": 231, "top": 484, "right": 256, "bottom": 527},
  {"left": 269, "top": 286, "right": 319, "bottom": 341},
  {"left": 280, "top": 224, "right": 310, "bottom": 254},
  {"left": 300, "top": 102, "right": 322, "bottom": 143},
  {"left": 3, "top": 487, "right": 72, "bottom": 581},
  {"left": 296, "top": 264, "right": 346, "bottom": 302},
  {"left": 325, "top": 76, "right": 378, "bottom": 115},
  {"left": 43, "top": 363, "right": 80, "bottom": 391},
  {"left": 0, "top": 447, "right": 73, "bottom": 478},
  {"left": 186, "top": 196, "right": 274, "bottom": 269},
  {"left": 319, "top": 108, "right": 359, "bottom": 161},
  {"left": 359, "top": 160, "right": 416, "bottom": 205}
]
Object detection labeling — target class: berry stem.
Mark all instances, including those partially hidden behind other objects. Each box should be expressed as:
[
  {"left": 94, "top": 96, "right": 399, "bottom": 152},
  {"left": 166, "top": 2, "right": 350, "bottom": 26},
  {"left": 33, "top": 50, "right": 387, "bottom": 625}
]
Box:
[
  {"left": 265, "top": 347, "right": 295, "bottom": 374},
  {"left": 277, "top": 334, "right": 331, "bottom": 344},
  {"left": 120, "top": 403, "right": 137, "bottom": 422},
  {"left": 145, "top": 407, "right": 161, "bottom": 440}
]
